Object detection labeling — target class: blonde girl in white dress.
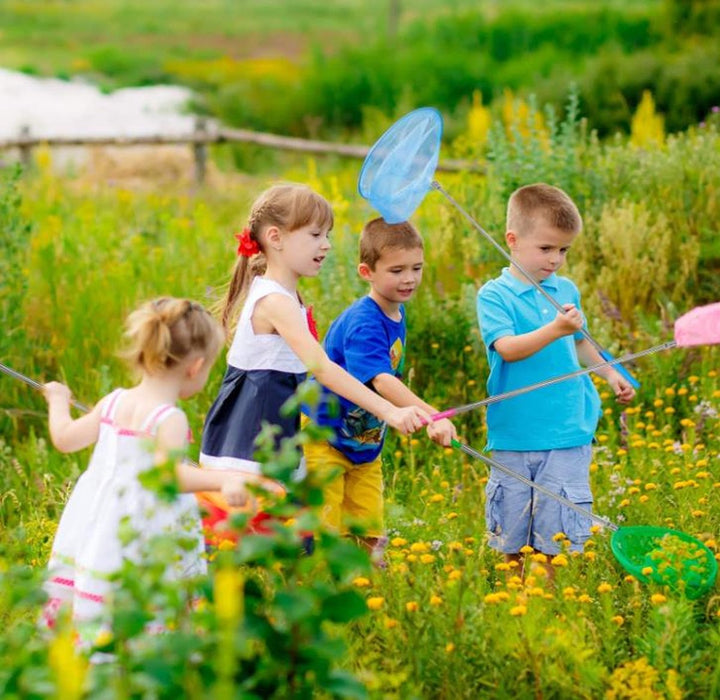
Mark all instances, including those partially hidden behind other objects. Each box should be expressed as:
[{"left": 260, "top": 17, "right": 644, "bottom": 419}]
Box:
[{"left": 41, "top": 297, "right": 249, "bottom": 645}]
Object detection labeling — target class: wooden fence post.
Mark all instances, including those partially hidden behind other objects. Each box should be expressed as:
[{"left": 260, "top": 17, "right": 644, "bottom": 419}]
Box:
[
  {"left": 193, "top": 117, "right": 207, "bottom": 186},
  {"left": 18, "top": 125, "right": 32, "bottom": 171}
]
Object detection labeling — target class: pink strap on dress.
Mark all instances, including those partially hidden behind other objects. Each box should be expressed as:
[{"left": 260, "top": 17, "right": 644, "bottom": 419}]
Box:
[
  {"left": 141, "top": 404, "right": 184, "bottom": 435},
  {"left": 101, "top": 388, "right": 125, "bottom": 421}
]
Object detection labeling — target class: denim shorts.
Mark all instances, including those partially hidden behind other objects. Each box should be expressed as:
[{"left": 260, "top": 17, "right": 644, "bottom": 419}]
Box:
[{"left": 484, "top": 445, "right": 593, "bottom": 555}]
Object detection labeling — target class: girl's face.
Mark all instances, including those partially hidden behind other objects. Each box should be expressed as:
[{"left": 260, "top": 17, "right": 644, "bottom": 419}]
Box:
[{"left": 279, "top": 221, "right": 332, "bottom": 278}]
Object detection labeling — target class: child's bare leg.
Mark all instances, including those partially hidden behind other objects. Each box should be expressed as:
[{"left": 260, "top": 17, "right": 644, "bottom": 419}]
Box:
[
  {"left": 504, "top": 551, "right": 555, "bottom": 583},
  {"left": 352, "top": 535, "right": 388, "bottom": 568}
]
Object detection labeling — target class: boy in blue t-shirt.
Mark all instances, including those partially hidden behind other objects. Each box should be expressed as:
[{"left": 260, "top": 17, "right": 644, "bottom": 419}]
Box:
[
  {"left": 305, "top": 218, "right": 456, "bottom": 557},
  {"left": 477, "top": 183, "right": 635, "bottom": 571}
]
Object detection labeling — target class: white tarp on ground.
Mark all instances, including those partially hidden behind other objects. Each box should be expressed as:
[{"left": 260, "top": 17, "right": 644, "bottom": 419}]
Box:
[{"left": 0, "top": 67, "right": 198, "bottom": 139}]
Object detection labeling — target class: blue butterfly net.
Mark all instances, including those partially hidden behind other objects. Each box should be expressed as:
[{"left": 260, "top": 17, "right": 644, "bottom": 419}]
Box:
[{"left": 358, "top": 107, "right": 443, "bottom": 224}]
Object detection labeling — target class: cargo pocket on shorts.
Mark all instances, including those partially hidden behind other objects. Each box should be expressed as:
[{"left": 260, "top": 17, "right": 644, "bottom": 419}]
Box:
[
  {"left": 485, "top": 479, "right": 503, "bottom": 535},
  {"left": 560, "top": 485, "right": 593, "bottom": 543}
]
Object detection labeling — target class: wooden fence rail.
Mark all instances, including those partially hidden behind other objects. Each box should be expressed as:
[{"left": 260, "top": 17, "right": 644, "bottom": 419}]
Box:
[{"left": 0, "top": 117, "right": 481, "bottom": 184}]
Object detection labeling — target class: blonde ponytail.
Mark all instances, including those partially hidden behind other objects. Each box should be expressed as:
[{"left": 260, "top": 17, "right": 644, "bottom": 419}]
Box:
[{"left": 122, "top": 297, "right": 224, "bottom": 374}]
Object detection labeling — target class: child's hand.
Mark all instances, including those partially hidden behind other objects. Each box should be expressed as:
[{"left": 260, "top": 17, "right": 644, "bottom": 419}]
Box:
[
  {"left": 426, "top": 417, "right": 457, "bottom": 447},
  {"left": 553, "top": 304, "right": 584, "bottom": 335},
  {"left": 607, "top": 371, "right": 636, "bottom": 404},
  {"left": 386, "top": 405, "right": 430, "bottom": 435},
  {"left": 221, "top": 476, "right": 250, "bottom": 508},
  {"left": 43, "top": 381, "right": 72, "bottom": 405}
]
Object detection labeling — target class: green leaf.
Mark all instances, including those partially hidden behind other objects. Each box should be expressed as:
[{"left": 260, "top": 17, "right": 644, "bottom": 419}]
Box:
[
  {"left": 321, "top": 591, "right": 367, "bottom": 623},
  {"left": 274, "top": 589, "right": 317, "bottom": 624},
  {"left": 321, "top": 669, "right": 368, "bottom": 700},
  {"left": 237, "top": 535, "right": 276, "bottom": 563}
]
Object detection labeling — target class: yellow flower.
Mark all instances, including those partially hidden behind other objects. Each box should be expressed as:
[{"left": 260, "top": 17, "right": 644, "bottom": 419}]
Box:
[
  {"left": 577, "top": 594, "right": 592, "bottom": 603},
  {"left": 551, "top": 554, "right": 568, "bottom": 567},
  {"left": 562, "top": 586, "right": 577, "bottom": 598},
  {"left": 448, "top": 569, "right": 463, "bottom": 581},
  {"left": 584, "top": 551, "right": 596, "bottom": 561},
  {"left": 391, "top": 537, "right": 407, "bottom": 547},
  {"left": 49, "top": 628, "right": 88, "bottom": 700},
  {"left": 429, "top": 493, "right": 445, "bottom": 503},
  {"left": 420, "top": 553, "right": 436, "bottom": 564},
  {"left": 510, "top": 605, "right": 527, "bottom": 616},
  {"left": 406, "top": 601, "right": 419, "bottom": 613},
  {"left": 214, "top": 568, "right": 244, "bottom": 623},
  {"left": 446, "top": 511, "right": 458, "bottom": 520},
  {"left": 597, "top": 582, "right": 613, "bottom": 594},
  {"left": 410, "top": 542, "right": 429, "bottom": 553},
  {"left": 384, "top": 615, "right": 398, "bottom": 628},
  {"left": 641, "top": 566, "right": 654, "bottom": 576},
  {"left": 530, "top": 553, "right": 548, "bottom": 564},
  {"left": 353, "top": 577, "right": 371, "bottom": 588},
  {"left": 495, "top": 562, "right": 511, "bottom": 571},
  {"left": 367, "top": 596, "right": 385, "bottom": 611},
  {"left": 611, "top": 615, "right": 625, "bottom": 626},
  {"left": 445, "top": 642, "right": 455, "bottom": 653},
  {"left": 519, "top": 545, "right": 534, "bottom": 554},
  {"left": 651, "top": 593, "right": 667, "bottom": 605},
  {"left": 430, "top": 595, "right": 443, "bottom": 606}
]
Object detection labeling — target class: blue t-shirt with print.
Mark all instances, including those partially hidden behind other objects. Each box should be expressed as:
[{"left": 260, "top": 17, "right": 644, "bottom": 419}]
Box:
[
  {"left": 477, "top": 268, "right": 602, "bottom": 451},
  {"left": 310, "top": 296, "right": 405, "bottom": 464}
]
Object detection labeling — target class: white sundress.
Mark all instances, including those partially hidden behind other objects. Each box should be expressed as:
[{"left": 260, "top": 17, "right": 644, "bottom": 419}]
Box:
[{"left": 42, "top": 388, "right": 206, "bottom": 644}]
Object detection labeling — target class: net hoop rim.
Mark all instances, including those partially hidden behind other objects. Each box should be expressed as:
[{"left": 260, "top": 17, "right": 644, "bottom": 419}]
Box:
[
  {"left": 610, "top": 525, "right": 718, "bottom": 598},
  {"left": 358, "top": 106, "right": 444, "bottom": 201}
]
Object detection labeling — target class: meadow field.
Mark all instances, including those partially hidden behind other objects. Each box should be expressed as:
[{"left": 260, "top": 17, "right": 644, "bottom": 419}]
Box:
[
  {"left": 1, "top": 90, "right": 720, "bottom": 696},
  {"left": 2, "top": 0, "right": 720, "bottom": 697}
]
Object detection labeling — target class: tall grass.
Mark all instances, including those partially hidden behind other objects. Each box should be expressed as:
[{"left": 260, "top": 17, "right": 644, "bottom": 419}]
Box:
[{"left": 1, "top": 103, "right": 720, "bottom": 696}]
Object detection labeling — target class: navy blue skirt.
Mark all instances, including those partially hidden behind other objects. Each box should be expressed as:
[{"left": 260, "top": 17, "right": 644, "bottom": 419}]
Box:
[{"left": 201, "top": 366, "right": 306, "bottom": 463}]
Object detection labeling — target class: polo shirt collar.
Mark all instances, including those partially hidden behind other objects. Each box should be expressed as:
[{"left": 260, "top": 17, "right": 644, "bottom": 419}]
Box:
[{"left": 499, "top": 267, "right": 559, "bottom": 296}]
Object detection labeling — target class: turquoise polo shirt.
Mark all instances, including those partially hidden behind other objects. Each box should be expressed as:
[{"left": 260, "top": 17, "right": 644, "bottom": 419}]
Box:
[{"left": 477, "top": 268, "right": 601, "bottom": 451}]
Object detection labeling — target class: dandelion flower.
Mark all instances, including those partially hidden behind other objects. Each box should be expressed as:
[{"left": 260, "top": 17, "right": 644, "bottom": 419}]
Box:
[{"left": 367, "top": 597, "right": 385, "bottom": 611}]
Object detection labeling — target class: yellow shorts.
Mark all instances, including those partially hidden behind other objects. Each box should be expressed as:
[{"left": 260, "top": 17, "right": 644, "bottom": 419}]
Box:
[{"left": 303, "top": 438, "right": 384, "bottom": 538}]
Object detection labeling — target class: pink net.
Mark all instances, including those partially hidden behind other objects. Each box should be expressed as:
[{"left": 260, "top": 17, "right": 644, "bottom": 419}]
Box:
[{"left": 674, "top": 302, "right": 720, "bottom": 347}]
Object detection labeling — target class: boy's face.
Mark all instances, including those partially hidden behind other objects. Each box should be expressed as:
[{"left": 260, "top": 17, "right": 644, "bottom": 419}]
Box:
[
  {"left": 358, "top": 246, "right": 424, "bottom": 307},
  {"left": 506, "top": 218, "right": 577, "bottom": 283}
]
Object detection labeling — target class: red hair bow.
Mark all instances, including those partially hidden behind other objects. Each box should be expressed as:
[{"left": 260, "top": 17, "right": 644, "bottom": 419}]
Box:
[{"left": 235, "top": 227, "right": 260, "bottom": 257}]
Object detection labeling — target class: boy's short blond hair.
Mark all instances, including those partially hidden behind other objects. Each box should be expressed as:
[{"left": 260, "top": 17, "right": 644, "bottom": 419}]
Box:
[
  {"left": 507, "top": 183, "right": 582, "bottom": 236},
  {"left": 359, "top": 218, "right": 424, "bottom": 269}
]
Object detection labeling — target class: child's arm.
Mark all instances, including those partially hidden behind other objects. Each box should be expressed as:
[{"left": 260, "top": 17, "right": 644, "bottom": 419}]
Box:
[
  {"left": 372, "top": 373, "right": 457, "bottom": 447},
  {"left": 156, "top": 413, "right": 250, "bottom": 507},
  {"left": 575, "top": 339, "right": 636, "bottom": 404},
  {"left": 493, "top": 304, "right": 583, "bottom": 362},
  {"left": 43, "top": 381, "right": 103, "bottom": 453},
  {"left": 258, "top": 294, "right": 429, "bottom": 434}
]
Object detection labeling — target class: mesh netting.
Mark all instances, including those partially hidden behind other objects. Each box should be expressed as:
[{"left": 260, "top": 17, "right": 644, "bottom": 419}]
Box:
[
  {"left": 611, "top": 525, "right": 717, "bottom": 599},
  {"left": 358, "top": 107, "right": 442, "bottom": 224}
]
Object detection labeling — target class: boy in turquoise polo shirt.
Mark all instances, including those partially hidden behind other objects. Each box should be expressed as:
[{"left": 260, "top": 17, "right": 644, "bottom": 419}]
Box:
[{"left": 477, "top": 183, "right": 635, "bottom": 570}]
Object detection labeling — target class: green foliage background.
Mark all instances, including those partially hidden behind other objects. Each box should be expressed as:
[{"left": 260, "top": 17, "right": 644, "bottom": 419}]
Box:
[{"left": 1, "top": 1, "right": 720, "bottom": 697}]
